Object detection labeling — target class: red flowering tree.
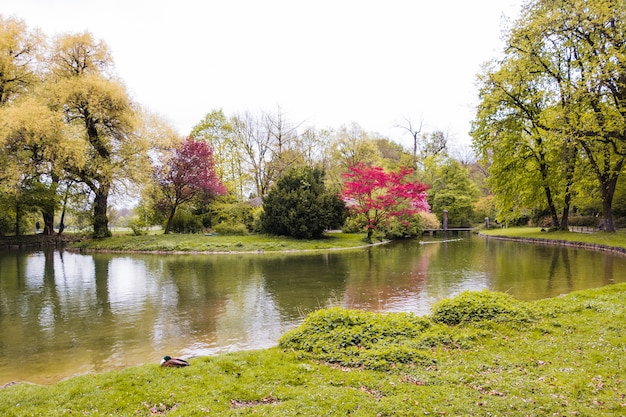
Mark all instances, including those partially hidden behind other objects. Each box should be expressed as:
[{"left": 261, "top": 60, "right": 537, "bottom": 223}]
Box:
[
  {"left": 154, "top": 137, "right": 227, "bottom": 234},
  {"left": 341, "top": 164, "right": 430, "bottom": 242}
]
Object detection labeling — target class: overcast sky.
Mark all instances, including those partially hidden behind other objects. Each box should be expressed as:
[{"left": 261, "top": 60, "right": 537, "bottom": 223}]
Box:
[{"left": 3, "top": 0, "right": 522, "bottom": 149}]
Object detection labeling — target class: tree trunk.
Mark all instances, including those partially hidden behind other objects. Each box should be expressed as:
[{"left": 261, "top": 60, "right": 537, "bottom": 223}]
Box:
[
  {"left": 14, "top": 202, "right": 21, "bottom": 236},
  {"left": 599, "top": 177, "right": 618, "bottom": 232},
  {"left": 42, "top": 210, "right": 55, "bottom": 235},
  {"left": 163, "top": 203, "right": 179, "bottom": 234},
  {"left": 542, "top": 184, "right": 560, "bottom": 228},
  {"left": 93, "top": 187, "right": 111, "bottom": 238},
  {"left": 559, "top": 143, "right": 577, "bottom": 230}
]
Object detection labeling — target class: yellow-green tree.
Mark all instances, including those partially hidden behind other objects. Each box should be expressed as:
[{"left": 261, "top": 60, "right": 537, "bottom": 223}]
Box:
[{"left": 46, "top": 32, "right": 149, "bottom": 237}]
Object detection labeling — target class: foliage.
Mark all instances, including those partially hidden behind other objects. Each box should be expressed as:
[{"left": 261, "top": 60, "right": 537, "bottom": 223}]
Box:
[
  {"left": 428, "top": 159, "right": 478, "bottom": 226},
  {"left": 153, "top": 137, "right": 227, "bottom": 234},
  {"left": 261, "top": 166, "right": 347, "bottom": 239},
  {"left": 213, "top": 221, "right": 248, "bottom": 236},
  {"left": 375, "top": 213, "right": 424, "bottom": 240},
  {"left": 417, "top": 211, "right": 441, "bottom": 230},
  {"left": 341, "top": 163, "right": 430, "bottom": 241},
  {"left": 279, "top": 307, "right": 438, "bottom": 369},
  {"left": 430, "top": 290, "right": 534, "bottom": 325},
  {"left": 207, "top": 198, "right": 256, "bottom": 232},
  {"left": 472, "top": 0, "right": 626, "bottom": 231},
  {"left": 168, "top": 209, "right": 204, "bottom": 234}
]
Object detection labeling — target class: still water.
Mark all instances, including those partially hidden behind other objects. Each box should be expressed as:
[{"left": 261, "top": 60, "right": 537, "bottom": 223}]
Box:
[{"left": 1, "top": 236, "right": 625, "bottom": 385}]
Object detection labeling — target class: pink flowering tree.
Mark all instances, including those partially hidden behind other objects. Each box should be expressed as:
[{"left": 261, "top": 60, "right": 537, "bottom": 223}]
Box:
[
  {"left": 154, "top": 137, "right": 227, "bottom": 234},
  {"left": 341, "top": 164, "right": 430, "bottom": 242}
]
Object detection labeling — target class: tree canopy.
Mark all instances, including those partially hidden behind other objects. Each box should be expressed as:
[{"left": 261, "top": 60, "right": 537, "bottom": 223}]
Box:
[
  {"left": 472, "top": 0, "right": 626, "bottom": 231},
  {"left": 341, "top": 164, "right": 430, "bottom": 242}
]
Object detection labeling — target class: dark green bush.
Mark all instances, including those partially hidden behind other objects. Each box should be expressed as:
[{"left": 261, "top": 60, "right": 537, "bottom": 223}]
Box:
[
  {"left": 261, "top": 166, "right": 347, "bottom": 239},
  {"left": 169, "top": 210, "right": 203, "bottom": 234},
  {"left": 430, "top": 290, "right": 534, "bottom": 325}
]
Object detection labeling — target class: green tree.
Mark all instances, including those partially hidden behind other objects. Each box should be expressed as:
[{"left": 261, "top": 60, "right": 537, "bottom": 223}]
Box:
[
  {"left": 428, "top": 159, "right": 478, "bottom": 227},
  {"left": 261, "top": 166, "right": 347, "bottom": 239},
  {"left": 191, "top": 109, "right": 248, "bottom": 200},
  {"left": 473, "top": 0, "right": 626, "bottom": 231}
]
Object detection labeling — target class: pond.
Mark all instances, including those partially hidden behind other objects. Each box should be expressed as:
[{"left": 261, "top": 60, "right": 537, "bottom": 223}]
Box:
[{"left": 1, "top": 236, "right": 625, "bottom": 385}]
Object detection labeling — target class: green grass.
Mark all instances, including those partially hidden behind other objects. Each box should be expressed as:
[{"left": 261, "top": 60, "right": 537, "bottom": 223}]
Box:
[
  {"left": 70, "top": 232, "right": 373, "bottom": 253},
  {"left": 481, "top": 226, "right": 626, "bottom": 249},
  {"left": 1, "top": 284, "right": 624, "bottom": 416}
]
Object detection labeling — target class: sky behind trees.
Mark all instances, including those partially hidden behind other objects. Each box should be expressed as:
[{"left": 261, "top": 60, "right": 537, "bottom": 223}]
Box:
[{"left": 3, "top": 0, "right": 522, "bottom": 148}]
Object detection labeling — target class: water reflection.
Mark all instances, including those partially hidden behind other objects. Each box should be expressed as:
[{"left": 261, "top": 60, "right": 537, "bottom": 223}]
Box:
[{"left": 1, "top": 237, "right": 625, "bottom": 385}]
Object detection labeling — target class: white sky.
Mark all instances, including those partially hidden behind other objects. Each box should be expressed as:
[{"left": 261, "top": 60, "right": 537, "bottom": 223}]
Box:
[{"left": 3, "top": 0, "right": 522, "bottom": 149}]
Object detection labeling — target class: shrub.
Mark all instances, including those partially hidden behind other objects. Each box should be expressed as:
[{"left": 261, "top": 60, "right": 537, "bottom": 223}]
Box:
[
  {"left": 279, "top": 308, "right": 434, "bottom": 369},
  {"left": 169, "top": 210, "right": 203, "bottom": 234},
  {"left": 430, "top": 290, "right": 534, "bottom": 325},
  {"left": 127, "top": 218, "right": 148, "bottom": 236},
  {"left": 213, "top": 221, "right": 248, "bottom": 236},
  {"left": 379, "top": 214, "right": 424, "bottom": 239},
  {"left": 418, "top": 211, "right": 441, "bottom": 230},
  {"left": 261, "top": 166, "right": 347, "bottom": 239}
]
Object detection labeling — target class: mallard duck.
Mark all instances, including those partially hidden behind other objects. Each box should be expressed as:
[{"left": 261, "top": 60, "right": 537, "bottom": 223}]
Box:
[{"left": 160, "top": 355, "right": 190, "bottom": 367}]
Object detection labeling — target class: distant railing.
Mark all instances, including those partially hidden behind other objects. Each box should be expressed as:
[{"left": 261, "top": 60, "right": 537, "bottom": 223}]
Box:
[{"left": 422, "top": 228, "right": 474, "bottom": 236}]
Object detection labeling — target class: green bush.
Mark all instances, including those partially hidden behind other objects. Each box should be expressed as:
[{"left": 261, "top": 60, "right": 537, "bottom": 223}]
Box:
[
  {"left": 127, "top": 218, "right": 147, "bottom": 236},
  {"left": 169, "top": 210, "right": 203, "bottom": 234},
  {"left": 430, "top": 290, "right": 534, "bottom": 325},
  {"left": 279, "top": 308, "right": 434, "bottom": 369},
  {"left": 379, "top": 214, "right": 424, "bottom": 239},
  {"left": 342, "top": 215, "right": 367, "bottom": 233},
  {"left": 213, "top": 221, "right": 248, "bottom": 236}
]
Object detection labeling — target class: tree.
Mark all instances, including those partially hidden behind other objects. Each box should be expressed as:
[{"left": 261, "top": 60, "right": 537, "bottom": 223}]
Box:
[
  {"left": 0, "top": 16, "right": 41, "bottom": 105},
  {"left": 341, "top": 164, "right": 430, "bottom": 242},
  {"left": 261, "top": 166, "right": 346, "bottom": 239},
  {"left": 47, "top": 31, "right": 149, "bottom": 238},
  {"left": 154, "top": 137, "right": 226, "bottom": 234},
  {"left": 191, "top": 109, "right": 247, "bottom": 199},
  {"left": 473, "top": 0, "right": 626, "bottom": 231},
  {"left": 428, "top": 159, "right": 479, "bottom": 227}
]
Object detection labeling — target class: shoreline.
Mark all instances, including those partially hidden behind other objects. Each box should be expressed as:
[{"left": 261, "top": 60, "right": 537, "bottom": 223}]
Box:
[
  {"left": 479, "top": 232, "right": 626, "bottom": 256},
  {"left": 67, "top": 239, "right": 392, "bottom": 255}
]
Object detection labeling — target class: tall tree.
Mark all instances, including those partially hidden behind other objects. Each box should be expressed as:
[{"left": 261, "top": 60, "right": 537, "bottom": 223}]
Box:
[
  {"left": 341, "top": 164, "right": 430, "bottom": 242},
  {"left": 154, "top": 137, "right": 226, "bottom": 234},
  {"left": 473, "top": 0, "right": 626, "bottom": 231},
  {"left": 47, "top": 32, "right": 147, "bottom": 237}
]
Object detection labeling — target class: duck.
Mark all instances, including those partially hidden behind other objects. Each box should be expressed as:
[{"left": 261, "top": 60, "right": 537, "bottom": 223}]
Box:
[{"left": 160, "top": 355, "right": 190, "bottom": 367}]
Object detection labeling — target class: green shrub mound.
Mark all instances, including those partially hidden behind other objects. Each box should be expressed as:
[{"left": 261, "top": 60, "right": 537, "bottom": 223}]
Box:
[
  {"left": 430, "top": 289, "right": 534, "bottom": 325},
  {"left": 279, "top": 306, "right": 488, "bottom": 370},
  {"left": 280, "top": 290, "right": 536, "bottom": 370}
]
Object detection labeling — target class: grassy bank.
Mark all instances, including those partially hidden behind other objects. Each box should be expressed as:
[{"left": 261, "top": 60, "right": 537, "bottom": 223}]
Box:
[
  {"left": 1, "top": 284, "right": 624, "bottom": 416},
  {"left": 69, "top": 232, "right": 371, "bottom": 253},
  {"left": 481, "top": 226, "right": 626, "bottom": 250}
]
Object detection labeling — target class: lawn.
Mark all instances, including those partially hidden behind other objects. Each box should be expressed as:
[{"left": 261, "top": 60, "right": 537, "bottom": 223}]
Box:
[{"left": 69, "top": 231, "right": 373, "bottom": 253}]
